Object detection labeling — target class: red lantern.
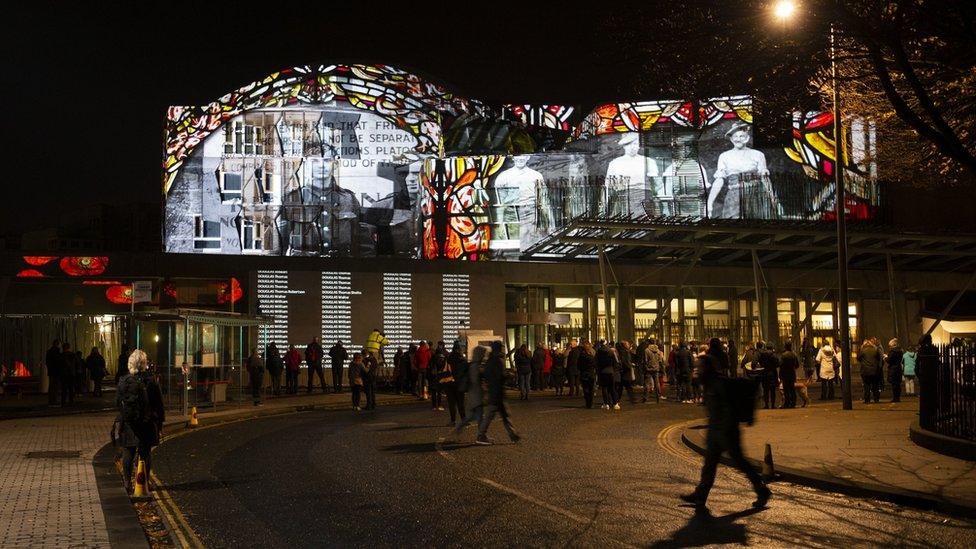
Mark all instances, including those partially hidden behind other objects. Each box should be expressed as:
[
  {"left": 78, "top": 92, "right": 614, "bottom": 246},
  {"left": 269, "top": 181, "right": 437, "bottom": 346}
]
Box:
[
  {"left": 105, "top": 285, "right": 133, "bottom": 305},
  {"left": 60, "top": 256, "right": 109, "bottom": 277},
  {"left": 23, "top": 256, "right": 58, "bottom": 266},
  {"left": 162, "top": 281, "right": 177, "bottom": 299},
  {"left": 216, "top": 277, "right": 243, "bottom": 304},
  {"left": 16, "top": 269, "right": 45, "bottom": 278}
]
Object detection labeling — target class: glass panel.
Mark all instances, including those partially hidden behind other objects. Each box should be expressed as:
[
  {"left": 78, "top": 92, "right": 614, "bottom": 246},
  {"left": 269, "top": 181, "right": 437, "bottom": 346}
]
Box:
[
  {"left": 555, "top": 297, "right": 583, "bottom": 309},
  {"left": 223, "top": 173, "right": 242, "bottom": 191},
  {"left": 635, "top": 298, "right": 658, "bottom": 310},
  {"left": 702, "top": 299, "right": 728, "bottom": 311},
  {"left": 816, "top": 302, "right": 833, "bottom": 313},
  {"left": 683, "top": 299, "right": 698, "bottom": 315},
  {"left": 777, "top": 299, "right": 793, "bottom": 312},
  {"left": 596, "top": 297, "right": 617, "bottom": 315}
]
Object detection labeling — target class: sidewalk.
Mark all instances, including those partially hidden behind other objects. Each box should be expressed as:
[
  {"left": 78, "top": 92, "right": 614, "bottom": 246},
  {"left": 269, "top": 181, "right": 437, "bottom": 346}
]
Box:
[
  {"left": 681, "top": 398, "right": 976, "bottom": 517},
  {"left": 0, "top": 390, "right": 422, "bottom": 548}
]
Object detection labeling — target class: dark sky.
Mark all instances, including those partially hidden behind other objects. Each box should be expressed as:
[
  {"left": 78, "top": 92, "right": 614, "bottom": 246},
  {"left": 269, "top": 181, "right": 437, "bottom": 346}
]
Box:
[{"left": 2, "top": 1, "right": 810, "bottom": 234}]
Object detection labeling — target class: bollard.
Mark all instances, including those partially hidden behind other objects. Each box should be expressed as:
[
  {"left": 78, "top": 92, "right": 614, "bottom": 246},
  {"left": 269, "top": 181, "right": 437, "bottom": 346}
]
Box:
[
  {"left": 133, "top": 458, "right": 149, "bottom": 498},
  {"left": 761, "top": 443, "right": 775, "bottom": 481},
  {"left": 188, "top": 406, "right": 199, "bottom": 428}
]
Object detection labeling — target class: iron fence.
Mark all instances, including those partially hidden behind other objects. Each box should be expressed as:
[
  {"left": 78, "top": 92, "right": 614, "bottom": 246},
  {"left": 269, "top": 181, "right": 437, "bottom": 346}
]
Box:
[{"left": 920, "top": 343, "right": 976, "bottom": 442}]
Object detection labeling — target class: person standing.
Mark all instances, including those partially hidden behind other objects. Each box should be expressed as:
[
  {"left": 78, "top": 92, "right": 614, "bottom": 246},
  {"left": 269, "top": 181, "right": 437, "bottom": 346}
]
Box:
[
  {"left": 886, "top": 339, "right": 904, "bottom": 403},
  {"left": 514, "top": 344, "right": 532, "bottom": 400},
  {"left": 454, "top": 345, "right": 486, "bottom": 435},
  {"left": 348, "top": 353, "right": 365, "bottom": 411},
  {"left": 60, "top": 343, "right": 77, "bottom": 406},
  {"left": 857, "top": 339, "right": 882, "bottom": 404},
  {"left": 246, "top": 347, "right": 265, "bottom": 406},
  {"left": 284, "top": 344, "right": 301, "bottom": 395},
  {"left": 578, "top": 341, "right": 597, "bottom": 409},
  {"left": 429, "top": 341, "right": 448, "bottom": 410},
  {"left": 266, "top": 343, "right": 283, "bottom": 396},
  {"left": 476, "top": 342, "right": 520, "bottom": 445},
  {"left": 566, "top": 339, "right": 581, "bottom": 397},
  {"left": 596, "top": 341, "right": 618, "bottom": 410},
  {"left": 328, "top": 340, "right": 348, "bottom": 393},
  {"left": 362, "top": 351, "right": 377, "bottom": 411},
  {"left": 86, "top": 347, "right": 107, "bottom": 398},
  {"left": 903, "top": 345, "right": 918, "bottom": 396},
  {"left": 675, "top": 341, "right": 694, "bottom": 403},
  {"left": 531, "top": 342, "right": 546, "bottom": 392},
  {"left": 542, "top": 345, "right": 553, "bottom": 390},
  {"left": 45, "top": 339, "right": 63, "bottom": 406},
  {"left": 115, "top": 349, "right": 164, "bottom": 494},
  {"left": 305, "top": 336, "right": 326, "bottom": 394},
  {"left": 551, "top": 345, "right": 567, "bottom": 396},
  {"left": 115, "top": 344, "right": 130, "bottom": 386},
  {"left": 415, "top": 341, "right": 432, "bottom": 399},
  {"left": 364, "top": 328, "right": 390, "bottom": 367},
  {"left": 916, "top": 335, "right": 939, "bottom": 426},
  {"left": 681, "top": 338, "right": 770, "bottom": 510},
  {"left": 757, "top": 341, "right": 780, "bottom": 410},
  {"left": 779, "top": 342, "right": 799, "bottom": 408},
  {"left": 815, "top": 342, "right": 837, "bottom": 400},
  {"left": 800, "top": 337, "right": 816, "bottom": 381},
  {"left": 616, "top": 340, "right": 638, "bottom": 404},
  {"left": 643, "top": 340, "right": 664, "bottom": 403},
  {"left": 443, "top": 343, "right": 467, "bottom": 426}
]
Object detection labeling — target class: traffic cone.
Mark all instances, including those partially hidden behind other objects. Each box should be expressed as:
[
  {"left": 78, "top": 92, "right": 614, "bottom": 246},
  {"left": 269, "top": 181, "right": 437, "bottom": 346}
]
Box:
[
  {"left": 133, "top": 458, "right": 149, "bottom": 498},
  {"left": 188, "top": 406, "right": 199, "bottom": 428},
  {"left": 761, "top": 443, "right": 775, "bottom": 481}
]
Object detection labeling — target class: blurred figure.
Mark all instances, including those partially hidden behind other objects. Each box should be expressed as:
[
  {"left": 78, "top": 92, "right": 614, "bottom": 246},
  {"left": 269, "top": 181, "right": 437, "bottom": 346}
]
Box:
[
  {"left": 329, "top": 340, "right": 348, "bottom": 393},
  {"left": 578, "top": 341, "right": 597, "bottom": 409},
  {"left": 86, "top": 347, "right": 106, "bottom": 397},
  {"left": 247, "top": 347, "right": 265, "bottom": 406},
  {"left": 284, "top": 344, "right": 301, "bottom": 394},
  {"left": 266, "top": 343, "right": 283, "bottom": 396},
  {"left": 476, "top": 342, "right": 520, "bottom": 445}
]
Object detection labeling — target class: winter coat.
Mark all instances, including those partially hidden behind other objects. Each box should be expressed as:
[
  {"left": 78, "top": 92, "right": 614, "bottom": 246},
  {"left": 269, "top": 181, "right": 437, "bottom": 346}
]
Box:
[
  {"left": 115, "top": 372, "right": 164, "bottom": 448},
  {"left": 515, "top": 351, "right": 532, "bottom": 375},
  {"left": 484, "top": 354, "right": 506, "bottom": 405},
  {"left": 531, "top": 347, "right": 546, "bottom": 371},
  {"left": 86, "top": 353, "right": 107, "bottom": 380},
  {"left": 329, "top": 344, "right": 348, "bottom": 366},
  {"left": 266, "top": 351, "right": 284, "bottom": 374},
  {"left": 284, "top": 349, "right": 302, "bottom": 372},
  {"left": 886, "top": 348, "right": 904, "bottom": 382},
  {"left": 551, "top": 351, "right": 567, "bottom": 379},
  {"left": 617, "top": 345, "right": 634, "bottom": 381},
  {"left": 596, "top": 345, "right": 616, "bottom": 375},
  {"left": 815, "top": 345, "right": 837, "bottom": 380},
  {"left": 305, "top": 342, "right": 323, "bottom": 367},
  {"left": 779, "top": 351, "right": 799, "bottom": 382},
  {"left": 758, "top": 350, "right": 780, "bottom": 384},
  {"left": 645, "top": 345, "right": 664, "bottom": 372},
  {"left": 903, "top": 351, "right": 917, "bottom": 376},
  {"left": 674, "top": 347, "right": 694, "bottom": 379},
  {"left": 448, "top": 350, "right": 469, "bottom": 392},
  {"left": 415, "top": 345, "right": 432, "bottom": 371},
  {"left": 857, "top": 344, "right": 882, "bottom": 377},
  {"left": 45, "top": 346, "right": 63, "bottom": 377},
  {"left": 566, "top": 346, "right": 581, "bottom": 375},
  {"left": 348, "top": 360, "right": 365, "bottom": 386},
  {"left": 543, "top": 349, "right": 553, "bottom": 374},
  {"left": 577, "top": 350, "right": 597, "bottom": 380}
]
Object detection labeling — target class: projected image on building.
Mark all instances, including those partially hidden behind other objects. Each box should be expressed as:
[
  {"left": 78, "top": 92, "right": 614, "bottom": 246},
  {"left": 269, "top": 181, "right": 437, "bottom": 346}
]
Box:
[{"left": 163, "top": 65, "right": 880, "bottom": 260}]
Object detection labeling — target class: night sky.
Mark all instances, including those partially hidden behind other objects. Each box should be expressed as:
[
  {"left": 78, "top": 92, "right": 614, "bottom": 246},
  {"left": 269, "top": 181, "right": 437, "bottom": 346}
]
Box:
[{"left": 3, "top": 1, "right": 807, "bottom": 235}]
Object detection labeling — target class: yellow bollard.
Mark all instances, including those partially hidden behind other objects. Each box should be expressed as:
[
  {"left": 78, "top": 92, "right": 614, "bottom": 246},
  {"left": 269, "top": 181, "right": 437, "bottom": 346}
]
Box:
[
  {"left": 188, "top": 406, "right": 199, "bottom": 428},
  {"left": 761, "top": 443, "right": 775, "bottom": 481},
  {"left": 133, "top": 458, "right": 148, "bottom": 498}
]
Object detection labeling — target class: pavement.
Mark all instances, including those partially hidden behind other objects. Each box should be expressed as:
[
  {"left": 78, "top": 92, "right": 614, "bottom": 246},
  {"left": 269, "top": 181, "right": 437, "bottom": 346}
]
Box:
[
  {"left": 681, "top": 397, "right": 976, "bottom": 517},
  {"left": 0, "top": 390, "right": 421, "bottom": 548}
]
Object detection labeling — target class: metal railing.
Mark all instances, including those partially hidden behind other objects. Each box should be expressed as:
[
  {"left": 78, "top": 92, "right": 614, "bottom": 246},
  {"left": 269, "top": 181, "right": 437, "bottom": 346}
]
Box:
[{"left": 920, "top": 343, "right": 976, "bottom": 442}]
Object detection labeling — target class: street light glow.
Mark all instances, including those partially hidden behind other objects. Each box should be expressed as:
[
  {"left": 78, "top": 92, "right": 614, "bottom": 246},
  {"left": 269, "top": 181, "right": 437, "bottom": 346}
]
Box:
[{"left": 774, "top": 0, "right": 797, "bottom": 20}]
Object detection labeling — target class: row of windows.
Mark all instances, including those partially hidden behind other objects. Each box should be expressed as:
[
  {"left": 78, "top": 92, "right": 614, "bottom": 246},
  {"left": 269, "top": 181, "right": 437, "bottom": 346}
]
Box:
[{"left": 193, "top": 216, "right": 263, "bottom": 251}]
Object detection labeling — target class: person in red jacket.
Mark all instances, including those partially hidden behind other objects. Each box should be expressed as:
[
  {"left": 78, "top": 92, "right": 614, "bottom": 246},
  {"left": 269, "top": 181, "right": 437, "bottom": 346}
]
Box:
[
  {"left": 415, "top": 341, "right": 432, "bottom": 399},
  {"left": 543, "top": 346, "right": 553, "bottom": 390},
  {"left": 284, "top": 344, "right": 302, "bottom": 395}
]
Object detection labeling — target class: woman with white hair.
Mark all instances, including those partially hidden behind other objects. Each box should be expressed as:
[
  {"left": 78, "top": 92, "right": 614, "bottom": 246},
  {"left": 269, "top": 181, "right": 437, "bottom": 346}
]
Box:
[{"left": 115, "top": 349, "right": 164, "bottom": 493}]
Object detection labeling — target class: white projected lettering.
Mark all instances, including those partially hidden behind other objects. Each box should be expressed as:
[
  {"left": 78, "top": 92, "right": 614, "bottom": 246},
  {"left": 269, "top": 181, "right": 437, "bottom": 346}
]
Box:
[
  {"left": 257, "top": 270, "right": 291, "bottom": 350},
  {"left": 383, "top": 273, "right": 413, "bottom": 351},
  {"left": 321, "top": 271, "right": 353, "bottom": 345},
  {"left": 442, "top": 274, "right": 471, "bottom": 343}
]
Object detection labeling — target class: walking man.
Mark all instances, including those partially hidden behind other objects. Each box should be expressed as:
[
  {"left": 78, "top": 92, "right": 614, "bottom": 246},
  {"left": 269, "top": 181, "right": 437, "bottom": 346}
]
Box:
[
  {"left": 476, "top": 341, "right": 520, "bottom": 445},
  {"left": 682, "top": 338, "right": 770, "bottom": 510}
]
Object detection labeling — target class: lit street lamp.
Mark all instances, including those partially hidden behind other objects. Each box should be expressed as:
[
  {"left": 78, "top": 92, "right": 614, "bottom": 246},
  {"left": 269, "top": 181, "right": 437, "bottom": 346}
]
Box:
[{"left": 774, "top": 0, "right": 853, "bottom": 409}]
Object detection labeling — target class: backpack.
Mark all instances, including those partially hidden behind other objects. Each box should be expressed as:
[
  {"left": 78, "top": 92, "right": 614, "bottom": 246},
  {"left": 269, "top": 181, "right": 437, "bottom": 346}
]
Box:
[
  {"left": 727, "top": 377, "right": 759, "bottom": 425},
  {"left": 118, "top": 375, "right": 148, "bottom": 425}
]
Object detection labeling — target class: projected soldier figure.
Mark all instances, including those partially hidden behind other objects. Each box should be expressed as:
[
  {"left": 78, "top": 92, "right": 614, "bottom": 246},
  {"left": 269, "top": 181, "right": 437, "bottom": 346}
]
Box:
[
  {"left": 707, "top": 123, "right": 778, "bottom": 219},
  {"left": 605, "top": 133, "right": 658, "bottom": 217},
  {"left": 493, "top": 156, "right": 545, "bottom": 242}
]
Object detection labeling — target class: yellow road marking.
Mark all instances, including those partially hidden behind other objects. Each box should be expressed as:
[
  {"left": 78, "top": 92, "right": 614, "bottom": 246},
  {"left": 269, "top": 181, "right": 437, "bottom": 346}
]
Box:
[{"left": 151, "top": 471, "right": 205, "bottom": 548}]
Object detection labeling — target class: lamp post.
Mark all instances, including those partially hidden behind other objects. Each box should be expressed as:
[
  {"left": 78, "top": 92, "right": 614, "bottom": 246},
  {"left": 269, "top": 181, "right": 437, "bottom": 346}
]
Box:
[{"left": 775, "top": 1, "right": 852, "bottom": 409}]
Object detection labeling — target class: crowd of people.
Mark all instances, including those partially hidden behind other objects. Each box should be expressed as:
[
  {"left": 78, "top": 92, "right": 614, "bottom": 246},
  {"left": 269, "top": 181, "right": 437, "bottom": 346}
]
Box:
[{"left": 42, "top": 339, "right": 117, "bottom": 406}]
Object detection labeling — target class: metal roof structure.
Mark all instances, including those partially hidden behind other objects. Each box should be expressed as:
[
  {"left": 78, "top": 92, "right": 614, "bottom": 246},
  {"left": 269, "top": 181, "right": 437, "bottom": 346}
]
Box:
[{"left": 522, "top": 215, "right": 976, "bottom": 273}]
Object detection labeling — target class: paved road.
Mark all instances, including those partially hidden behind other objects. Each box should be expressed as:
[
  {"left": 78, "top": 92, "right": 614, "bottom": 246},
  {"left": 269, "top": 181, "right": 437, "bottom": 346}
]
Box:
[{"left": 154, "top": 397, "right": 976, "bottom": 548}]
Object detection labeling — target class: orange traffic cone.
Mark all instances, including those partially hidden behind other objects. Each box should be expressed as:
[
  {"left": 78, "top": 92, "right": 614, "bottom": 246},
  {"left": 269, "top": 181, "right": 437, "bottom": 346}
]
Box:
[
  {"left": 188, "top": 406, "right": 199, "bottom": 428},
  {"left": 761, "top": 443, "right": 775, "bottom": 481},
  {"left": 133, "top": 458, "right": 149, "bottom": 498}
]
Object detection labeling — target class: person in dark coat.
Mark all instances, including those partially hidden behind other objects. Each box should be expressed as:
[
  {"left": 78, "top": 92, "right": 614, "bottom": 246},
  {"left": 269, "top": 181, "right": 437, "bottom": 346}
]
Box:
[
  {"left": 681, "top": 338, "right": 770, "bottom": 510},
  {"left": 430, "top": 341, "right": 448, "bottom": 410},
  {"left": 305, "top": 336, "right": 326, "bottom": 394},
  {"left": 59, "top": 343, "right": 76, "bottom": 406},
  {"left": 246, "top": 347, "right": 265, "bottom": 406},
  {"left": 362, "top": 351, "right": 378, "bottom": 411},
  {"left": 756, "top": 341, "right": 780, "bottom": 409},
  {"left": 443, "top": 343, "right": 467, "bottom": 426},
  {"left": 531, "top": 342, "right": 546, "bottom": 391},
  {"left": 328, "top": 340, "right": 348, "bottom": 393},
  {"left": 566, "top": 340, "right": 581, "bottom": 396},
  {"left": 857, "top": 339, "right": 882, "bottom": 404},
  {"left": 886, "top": 339, "right": 904, "bottom": 403},
  {"left": 578, "top": 341, "right": 597, "bottom": 408},
  {"left": 348, "top": 353, "right": 365, "bottom": 410},
  {"left": 514, "top": 344, "right": 532, "bottom": 400},
  {"left": 115, "top": 349, "right": 164, "bottom": 493},
  {"left": 596, "top": 340, "right": 618, "bottom": 410},
  {"left": 674, "top": 341, "right": 694, "bottom": 402},
  {"left": 86, "top": 347, "right": 107, "bottom": 397},
  {"left": 476, "top": 341, "right": 520, "bottom": 445},
  {"left": 551, "top": 346, "right": 567, "bottom": 396},
  {"left": 115, "top": 344, "right": 130, "bottom": 386},
  {"left": 45, "top": 339, "right": 63, "bottom": 406},
  {"left": 265, "top": 343, "right": 284, "bottom": 396},
  {"left": 454, "top": 344, "right": 486, "bottom": 434},
  {"left": 779, "top": 342, "right": 799, "bottom": 408},
  {"left": 916, "top": 334, "right": 940, "bottom": 429},
  {"left": 616, "top": 340, "right": 638, "bottom": 404}
]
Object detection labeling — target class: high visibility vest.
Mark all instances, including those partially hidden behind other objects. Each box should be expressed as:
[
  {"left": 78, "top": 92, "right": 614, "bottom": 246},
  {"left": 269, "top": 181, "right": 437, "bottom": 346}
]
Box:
[{"left": 365, "top": 331, "right": 389, "bottom": 354}]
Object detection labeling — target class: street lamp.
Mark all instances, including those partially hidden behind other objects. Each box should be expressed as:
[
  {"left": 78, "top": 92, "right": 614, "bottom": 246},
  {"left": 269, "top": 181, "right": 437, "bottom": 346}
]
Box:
[{"left": 774, "top": 1, "right": 853, "bottom": 409}]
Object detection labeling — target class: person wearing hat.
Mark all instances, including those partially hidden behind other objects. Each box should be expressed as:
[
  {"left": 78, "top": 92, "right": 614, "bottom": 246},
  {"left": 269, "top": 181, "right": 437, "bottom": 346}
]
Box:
[
  {"left": 707, "top": 122, "right": 777, "bottom": 219},
  {"left": 605, "top": 132, "right": 657, "bottom": 217}
]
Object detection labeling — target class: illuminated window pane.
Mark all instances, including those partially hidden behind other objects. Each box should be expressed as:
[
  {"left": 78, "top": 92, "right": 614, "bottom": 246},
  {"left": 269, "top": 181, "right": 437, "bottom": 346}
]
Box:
[
  {"left": 703, "top": 300, "right": 728, "bottom": 311},
  {"left": 683, "top": 299, "right": 698, "bottom": 315},
  {"left": 555, "top": 297, "right": 584, "bottom": 309},
  {"left": 635, "top": 299, "right": 658, "bottom": 310}
]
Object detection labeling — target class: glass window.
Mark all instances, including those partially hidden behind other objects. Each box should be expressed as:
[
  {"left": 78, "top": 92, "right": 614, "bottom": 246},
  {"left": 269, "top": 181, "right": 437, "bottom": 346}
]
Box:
[
  {"left": 635, "top": 298, "right": 658, "bottom": 310},
  {"left": 777, "top": 299, "right": 793, "bottom": 312},
  {"left": 683, "top": 299, "right": 699, "bottom": 315},
  {"left": 193, "top": 216, "right": 220, "bottom": 250},
  {"left": 555, "top": 297, "right": 584, "bottom": 309},
  {"left": 702, "top": 300, "right": 728, "bottom": 311}
]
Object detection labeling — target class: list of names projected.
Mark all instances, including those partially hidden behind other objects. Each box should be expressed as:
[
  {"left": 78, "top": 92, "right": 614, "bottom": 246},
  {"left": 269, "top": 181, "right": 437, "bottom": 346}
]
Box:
[
  {"left": 256, "top": 270, "right": 289, "bottom": 350},
  {"left": 321, "top": 271, "right": 353, "bottom": 345},
  {"left": 383, "top": 273, "right": 413, "bottom": 351},
  {"left": 442, "top": 274, "right": 471, "bottom": 343}
]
